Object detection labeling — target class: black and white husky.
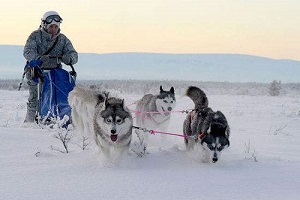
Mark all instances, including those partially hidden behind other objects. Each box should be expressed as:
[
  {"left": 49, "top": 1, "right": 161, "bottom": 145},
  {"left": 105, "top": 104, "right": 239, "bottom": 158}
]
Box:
[
  {"left": 183, "top": 86, "right": 230, "bottom": 163},
  {"left": 134, "top": 86, "right": 176, "bottom": 151},
  {"left": 68, "top": 86, "right": 133, "bottom": 161}
]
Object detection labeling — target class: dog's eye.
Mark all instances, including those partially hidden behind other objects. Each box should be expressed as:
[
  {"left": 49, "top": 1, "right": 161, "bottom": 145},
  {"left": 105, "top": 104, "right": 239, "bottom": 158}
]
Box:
[
  {"left": 163, "top": 100, "right": 168, "bottom": 103},
  {"left": 170, "top": 101, "right": 173, "bottom": 103},
  {"left": 105, "top": 118, "right": 112, "bottom": 123},
  {"left": 217, "top": 146, "right": 224, "bottom": 151},
  {"left": 116, "top": 118, "right": 124, "bottom": 124},
  {"left": 207, "top": 144, "right": 215, "bottom": 150}
]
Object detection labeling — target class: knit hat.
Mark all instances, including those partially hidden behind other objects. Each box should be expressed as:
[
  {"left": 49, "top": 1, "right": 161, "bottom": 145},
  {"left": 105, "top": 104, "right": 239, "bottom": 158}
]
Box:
[{"left": 41, "top": 11, "right": 62, "bottom": 30}]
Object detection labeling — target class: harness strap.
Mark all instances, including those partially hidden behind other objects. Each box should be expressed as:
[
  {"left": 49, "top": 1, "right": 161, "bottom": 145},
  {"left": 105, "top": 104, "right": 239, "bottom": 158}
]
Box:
[
  {"left": 42, "top": 31, "right": 59, "bottom": 56},
  {"left": 132, "top": 126, "right": 189, "bottom": 139},
  {"left": 199, "top": 133, "right": 205, "bottom": 140}
]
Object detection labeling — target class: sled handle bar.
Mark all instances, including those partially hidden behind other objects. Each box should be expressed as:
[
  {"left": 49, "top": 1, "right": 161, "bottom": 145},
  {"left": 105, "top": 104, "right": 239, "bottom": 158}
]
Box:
[{"left": 49, "top": 56, "right": 77, "bottom": 77}]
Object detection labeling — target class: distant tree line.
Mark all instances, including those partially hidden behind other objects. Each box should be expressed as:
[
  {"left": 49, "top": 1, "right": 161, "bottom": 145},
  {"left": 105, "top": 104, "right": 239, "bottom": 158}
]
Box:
[
  {"left": 0, "top": 79, "right": 300, "bottom": 96},
  {"left": 269, "top": 80, "right": 281, "bottom": 96}
]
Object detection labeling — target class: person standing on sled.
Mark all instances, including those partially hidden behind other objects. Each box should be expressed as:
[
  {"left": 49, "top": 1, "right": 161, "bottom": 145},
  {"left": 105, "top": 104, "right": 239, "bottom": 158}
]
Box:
[{"left": 23, "top": 11, "right": 78, "bottom": 123}]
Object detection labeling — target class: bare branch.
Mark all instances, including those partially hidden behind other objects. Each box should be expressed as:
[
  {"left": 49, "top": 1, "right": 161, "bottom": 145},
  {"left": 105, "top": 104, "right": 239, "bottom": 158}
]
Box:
[
  {"left": 50, "top": 145, "right": 66, "bottom": 153},
  {"left": 270, "top": 124, "right": 288, "bottom": 135},
  {"left": 75, "top": 136, "right": 91, "bottom": 150},
  {"left": 52, "top": 129, "right": 73, "bottom": 153}
]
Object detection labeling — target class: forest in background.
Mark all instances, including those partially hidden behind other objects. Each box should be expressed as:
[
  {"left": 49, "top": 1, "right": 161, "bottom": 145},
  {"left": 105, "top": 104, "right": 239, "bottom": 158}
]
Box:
[{"left": 1, "top": 79, "right": 300, "bottom": 97}]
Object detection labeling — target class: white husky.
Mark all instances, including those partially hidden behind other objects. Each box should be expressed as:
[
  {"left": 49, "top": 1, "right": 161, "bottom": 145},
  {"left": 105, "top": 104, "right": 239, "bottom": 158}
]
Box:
[
  {"left": 68, "top": 86, "right": 133, "bottom": 161},
  {"left": 134, "top": 86, "right": 176, "bottom": 153}
]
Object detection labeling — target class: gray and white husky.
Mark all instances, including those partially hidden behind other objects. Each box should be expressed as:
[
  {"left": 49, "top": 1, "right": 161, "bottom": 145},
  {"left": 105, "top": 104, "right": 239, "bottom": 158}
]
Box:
[
  {"left": 68, "top": 86, "right": 133, "bottom": 160},
  {"left": 183, "top": 86, "right": 230, "bottom": 163},
  {"left": 135, "top": 86, "right": 176, "bottom": 150}
]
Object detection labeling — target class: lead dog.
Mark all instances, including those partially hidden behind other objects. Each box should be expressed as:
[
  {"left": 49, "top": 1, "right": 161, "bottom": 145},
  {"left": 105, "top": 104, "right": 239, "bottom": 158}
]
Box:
[
  {"left": 183, "top": 86, "right": 230, "bottom": 163},
  {"left": 135, "top": 86, "right": 176, "bottom": 151},
  {"left": 68, "top": 86, "right": 133, "bottom": 161}
]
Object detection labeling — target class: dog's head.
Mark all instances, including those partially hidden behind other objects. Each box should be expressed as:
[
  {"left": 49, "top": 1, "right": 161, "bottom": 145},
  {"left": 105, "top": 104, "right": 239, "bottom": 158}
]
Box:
[
  {"left": 200, "top": 111, "right": 230, "bottom": 163},
  {"left": 97, "top": 97, "right": 133, "bottom": 142},
  {"left": 156, "top": 86, "right": 176, "bottom": 116}
]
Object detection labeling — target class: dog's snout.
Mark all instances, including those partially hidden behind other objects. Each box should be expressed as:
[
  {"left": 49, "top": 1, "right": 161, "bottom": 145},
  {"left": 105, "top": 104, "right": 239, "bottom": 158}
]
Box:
[
  {"left": 168, "top": 107, "right": 172, "bottom": 111},
  {"left": 111, "top": 129, "right": 116, "bottom": 134},
  {"left": 212, "top": 152, "right": 218, "bottom": 163}
]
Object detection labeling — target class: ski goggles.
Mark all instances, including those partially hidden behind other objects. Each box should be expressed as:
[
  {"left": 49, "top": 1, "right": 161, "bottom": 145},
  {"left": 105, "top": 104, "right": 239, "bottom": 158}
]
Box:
[{"left": 43, "top": 15, "right": 62, "bottom": 24}]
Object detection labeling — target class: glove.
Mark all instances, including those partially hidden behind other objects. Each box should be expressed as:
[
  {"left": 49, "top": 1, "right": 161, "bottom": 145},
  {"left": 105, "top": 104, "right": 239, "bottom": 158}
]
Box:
[
  {"left": 25, "top": 66, "right": 44, "bottom": 83},
  {"left": 61, "top": 55, "right": 72, "bottom": 65},
  {"left": 39, "top": 55, "right": 58, "bottom": 69},
  {"left": 69, "top": 70, "right": 77, "bottom": 77},
  {"left": 40, "top": 55, "right": 49, "bottom": 63}
]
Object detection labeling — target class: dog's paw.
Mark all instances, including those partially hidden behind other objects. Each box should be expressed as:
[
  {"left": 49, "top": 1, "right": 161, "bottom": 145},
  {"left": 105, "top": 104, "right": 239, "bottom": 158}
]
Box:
[
  {"left": 200, "top": 157, "right": 210, "bottom": 163},
  {"left": 200, "top": 152, "right": 211, "bottom": 163}
]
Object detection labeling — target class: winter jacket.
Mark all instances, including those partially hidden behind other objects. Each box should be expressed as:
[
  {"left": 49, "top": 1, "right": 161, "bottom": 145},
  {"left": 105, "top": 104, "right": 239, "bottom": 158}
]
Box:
[{"left": 23, "top": 28, "right": 78, "bottom": 66}]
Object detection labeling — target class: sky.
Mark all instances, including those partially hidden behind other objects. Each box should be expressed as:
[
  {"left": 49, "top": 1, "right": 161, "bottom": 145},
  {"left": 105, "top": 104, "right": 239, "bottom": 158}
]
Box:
[
  {"left": 1, "top": 0, "right": 300, "bottom": 60},
  {"left": 1, "top": 88, "right": 300, "bottom": 199}
]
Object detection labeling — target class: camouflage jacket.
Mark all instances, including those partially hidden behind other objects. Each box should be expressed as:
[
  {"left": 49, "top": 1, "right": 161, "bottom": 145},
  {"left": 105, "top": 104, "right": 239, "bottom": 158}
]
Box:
[{"left": 23, "top": 28, "right": 78, "bottom": 65}]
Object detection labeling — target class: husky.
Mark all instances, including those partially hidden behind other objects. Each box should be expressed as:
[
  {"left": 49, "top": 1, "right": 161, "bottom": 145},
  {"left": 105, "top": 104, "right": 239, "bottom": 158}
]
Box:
[
  {"left": 68, "top": 86, "right": 104, "bottom": 136},
  {"left": 68, "top": 86, "right": 133, "bottom": 161},
  {"left": 183, "top": 86, "right": 230, "bottom": 163},
  {"left": 134, "top": 86, "right": 176, "bottom": 152}
]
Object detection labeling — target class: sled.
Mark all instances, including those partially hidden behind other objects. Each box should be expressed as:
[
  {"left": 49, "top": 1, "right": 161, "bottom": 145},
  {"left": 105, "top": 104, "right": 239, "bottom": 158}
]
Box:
[
  {"left": 20, "top": 59, "right": 76, "bottom": 127},
  {"left": 37, "top": 67, "right": 76, "bottom": 127}
]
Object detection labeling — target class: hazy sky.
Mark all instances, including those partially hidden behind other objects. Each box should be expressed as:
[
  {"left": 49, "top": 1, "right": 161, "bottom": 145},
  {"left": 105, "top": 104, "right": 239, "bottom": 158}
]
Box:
[{"left": 1, "top": 0, "right": 300, "bottom": 60}]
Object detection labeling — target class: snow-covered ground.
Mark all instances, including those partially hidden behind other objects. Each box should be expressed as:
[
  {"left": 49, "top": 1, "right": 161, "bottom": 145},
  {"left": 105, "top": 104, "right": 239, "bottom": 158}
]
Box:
[{"left": 0, "top": 89, "right": 300, "bottom": 200}]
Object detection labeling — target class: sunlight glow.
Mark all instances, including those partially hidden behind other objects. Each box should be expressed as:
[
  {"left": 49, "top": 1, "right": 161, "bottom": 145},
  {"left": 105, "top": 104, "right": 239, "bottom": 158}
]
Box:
[{"left": 1, "top": 0, "right": 300, "bottom": 60}]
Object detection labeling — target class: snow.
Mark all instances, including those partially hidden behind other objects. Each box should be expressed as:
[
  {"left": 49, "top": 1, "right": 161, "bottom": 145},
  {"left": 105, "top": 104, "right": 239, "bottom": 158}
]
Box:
[{"left": 1, "top": 89, "right": 300, "bottom": 200}]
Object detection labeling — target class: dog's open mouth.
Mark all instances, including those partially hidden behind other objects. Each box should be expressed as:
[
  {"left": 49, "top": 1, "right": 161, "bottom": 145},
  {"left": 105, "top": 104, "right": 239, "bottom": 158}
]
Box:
[
  {"left": 110, "top": 135, "right": 118, "bottom": 142},
  {"left": 161, "top": 107, "right": 170, "bottom": 116}
]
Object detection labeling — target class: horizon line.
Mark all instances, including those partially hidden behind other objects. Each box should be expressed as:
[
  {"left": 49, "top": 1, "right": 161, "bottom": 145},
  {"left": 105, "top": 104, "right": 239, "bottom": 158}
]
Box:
[{"left": 1, "top": 44, "right": 299, "bottom": 62}]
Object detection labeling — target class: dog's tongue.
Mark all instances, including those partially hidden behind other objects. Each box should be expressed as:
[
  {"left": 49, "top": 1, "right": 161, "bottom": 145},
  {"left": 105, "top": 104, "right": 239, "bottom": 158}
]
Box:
[
  {"left": 162, "top": 107, "right": 170, "bottom": 116},
  {"left": 110, "top": 135, "right": 118, "bottom": 142}
]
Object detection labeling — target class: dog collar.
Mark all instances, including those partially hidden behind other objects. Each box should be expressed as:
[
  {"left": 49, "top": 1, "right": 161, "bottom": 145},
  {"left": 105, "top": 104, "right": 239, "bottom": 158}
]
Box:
[{"left": 199, "top": 133, "right": 205, "bottom": 140}]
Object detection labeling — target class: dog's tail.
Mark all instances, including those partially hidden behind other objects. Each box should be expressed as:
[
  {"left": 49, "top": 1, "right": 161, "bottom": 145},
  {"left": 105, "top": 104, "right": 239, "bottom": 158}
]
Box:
[{"left": 186, "top": 86, "right": 208, "bottom": 110}]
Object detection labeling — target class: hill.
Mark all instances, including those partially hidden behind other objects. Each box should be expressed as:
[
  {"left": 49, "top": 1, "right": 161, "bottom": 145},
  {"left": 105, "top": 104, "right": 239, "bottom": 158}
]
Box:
[{"left": 1, "top": 45, "right": 300, "bottom": 82}]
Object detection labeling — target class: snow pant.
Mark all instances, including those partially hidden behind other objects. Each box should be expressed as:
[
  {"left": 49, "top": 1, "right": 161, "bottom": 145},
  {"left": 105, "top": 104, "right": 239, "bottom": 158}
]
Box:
[{"left": 24, "top": 72, "right": 38, "bottom": 122}]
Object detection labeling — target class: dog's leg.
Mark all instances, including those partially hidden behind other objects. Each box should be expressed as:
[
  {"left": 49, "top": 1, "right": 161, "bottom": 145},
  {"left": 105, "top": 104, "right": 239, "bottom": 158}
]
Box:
[
  {"left": 158, "top": 121, "right": 170, "bottom": 149},
  {"left": 135, "top": 129, "right": 148, "bottom": 148},
  {"left": 111, "top": 145, "right": 129, "bottom": 164},
  {"left": 186, "top": 138, "right": 196, "bottom": 150},
  {"left": 200, "top": 146, "right": 210, "bottom": 163},
  {"left": 183, "top": 115, "right": 194, "bottom": 150},
  {"left": 99, "top": 145, "right": 111, "bottom": 161},
  {"left": 131, "top": 129, "right": 148, "bottom": 157}
]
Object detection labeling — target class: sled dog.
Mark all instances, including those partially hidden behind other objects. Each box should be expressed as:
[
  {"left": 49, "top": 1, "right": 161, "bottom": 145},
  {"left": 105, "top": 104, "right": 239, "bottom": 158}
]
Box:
[
  {"left": 183, "top": 86, "right": 230, "bottom": 163},
  {"left": 68, "top": 86, "right": 133, "bottom": 160},
  {"left": 135, "top": 86, "right": 176, "bottom": 149}
]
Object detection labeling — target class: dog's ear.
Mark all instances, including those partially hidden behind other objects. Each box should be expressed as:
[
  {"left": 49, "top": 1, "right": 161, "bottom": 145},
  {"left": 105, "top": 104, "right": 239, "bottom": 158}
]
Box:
[
  {"left": 104, "top": 92, "right": 109, "bottom": 98},
  {"left": 170, "top": 87, "right": 175, "bottom": 94},
  {"left": 105, "top": 98, "right": 110, "bottom": 108},
  {"left": 121, "top": 99, "right": 124, "bottom": 107},
  {"left": 97, "top": 94, "right": 105, "bottom": 103},
  {"left": 160, "top": 85, "right": 163, "bottom": 92}
]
